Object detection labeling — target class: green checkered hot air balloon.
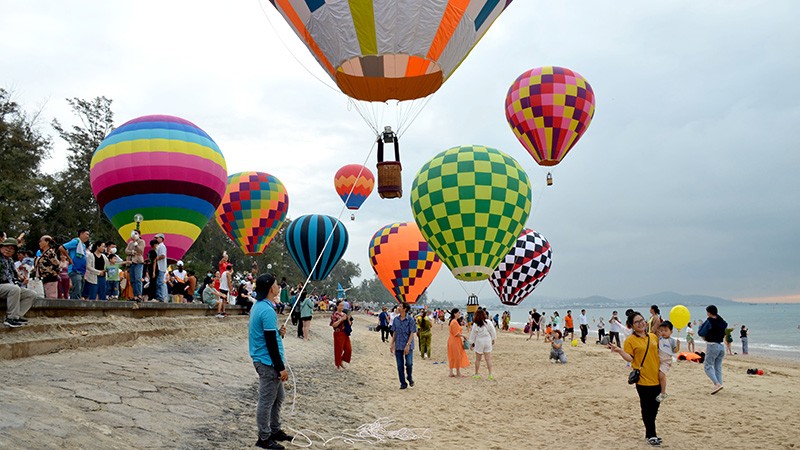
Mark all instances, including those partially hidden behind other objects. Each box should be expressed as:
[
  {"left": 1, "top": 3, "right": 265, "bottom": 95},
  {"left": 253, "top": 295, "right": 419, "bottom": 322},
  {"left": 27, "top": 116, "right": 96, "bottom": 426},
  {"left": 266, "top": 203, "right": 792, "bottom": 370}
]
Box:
[{"left": 410, "top": 145, "right": 532, "bottom": 281}]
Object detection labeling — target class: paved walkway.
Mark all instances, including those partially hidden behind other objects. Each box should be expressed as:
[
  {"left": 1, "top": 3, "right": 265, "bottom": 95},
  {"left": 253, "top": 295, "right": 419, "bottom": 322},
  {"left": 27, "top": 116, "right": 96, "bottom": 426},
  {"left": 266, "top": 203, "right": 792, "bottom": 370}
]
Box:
[{"left": 0, "top": 318, "right": 259, "bottom": 449}]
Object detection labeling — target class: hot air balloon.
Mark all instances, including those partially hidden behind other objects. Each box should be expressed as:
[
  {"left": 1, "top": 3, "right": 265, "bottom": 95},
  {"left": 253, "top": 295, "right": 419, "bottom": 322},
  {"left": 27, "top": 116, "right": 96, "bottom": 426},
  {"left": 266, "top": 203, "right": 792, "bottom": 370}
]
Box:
[
  {"left": 334, "top": 164, "right": 374, "bottom": 216},
  {"left": 505, "top": 66, "right": 596, "bottom": 178},
  {"left": 90, "top": 115, "right": 227, "bottom": 261},
  {"left": 368, "top": 222, "right": 442, "bottom": 304},
  {"left": 489, "top": 229, "right": 552, "bottom": 306},
  {"left": 216, "top": 172, "right": 289, "bottom": 256},
  {"left": 285, "top": 214, "right": 349, "bottom": 281},
  {"left": 410, "top": 145, "right": 532, "bottom": 281},
  {"left": 268, "top": 1, "right": 514, "bottom": 104}
]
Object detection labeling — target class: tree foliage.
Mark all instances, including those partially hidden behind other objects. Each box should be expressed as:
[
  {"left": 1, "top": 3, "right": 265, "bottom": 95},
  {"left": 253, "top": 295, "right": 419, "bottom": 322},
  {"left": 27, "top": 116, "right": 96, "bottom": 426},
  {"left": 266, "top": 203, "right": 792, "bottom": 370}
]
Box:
[{"left": 0, "top": 89, "right": 51, "bottom": 237}]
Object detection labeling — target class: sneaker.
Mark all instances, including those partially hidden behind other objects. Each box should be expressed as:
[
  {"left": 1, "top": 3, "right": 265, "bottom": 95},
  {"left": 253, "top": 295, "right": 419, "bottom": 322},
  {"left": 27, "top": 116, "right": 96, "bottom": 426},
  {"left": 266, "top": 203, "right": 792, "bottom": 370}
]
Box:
[
  {"left": 647, "top": 437, "right": 661, "bottom": 446},
  {"left": 409, "top": 380, "right": 414, "bottom": 387},
  {"left": 399, "top": 385, "right": 407, "bottom": 390},
  {"left": 472, "top": 374, "right": 482, "bottom": 380},
  {"left": 711, "top": 385, "right": 724, "bottom": 395},
  {"left": 656, "top": 393, "right": 667, "bottom": 402},
  {"left": 487, "top": 375, "right": 495, "bottom": 381},
  {"left": 270, "top": 430, "right": 293, "bottom": 442},
  {"left": 15, "top": 317, "right": 28, "bottom": 323},
  {"left": 215, "top": 313, "right": 225, "bottom": 318},
  {"left": 4, "top": 318, "right": 23, "bottom": 328},
  {"left": 255, "top": 438, "right": 285, "bottom": 450}
]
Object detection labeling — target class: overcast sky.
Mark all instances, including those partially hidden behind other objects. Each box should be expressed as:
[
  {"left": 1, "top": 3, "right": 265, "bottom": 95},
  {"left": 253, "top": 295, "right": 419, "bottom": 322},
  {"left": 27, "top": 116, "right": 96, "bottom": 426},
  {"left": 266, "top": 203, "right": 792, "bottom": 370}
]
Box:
[{"left": 2, "top": 1, "right": 799, "bottom": 303}]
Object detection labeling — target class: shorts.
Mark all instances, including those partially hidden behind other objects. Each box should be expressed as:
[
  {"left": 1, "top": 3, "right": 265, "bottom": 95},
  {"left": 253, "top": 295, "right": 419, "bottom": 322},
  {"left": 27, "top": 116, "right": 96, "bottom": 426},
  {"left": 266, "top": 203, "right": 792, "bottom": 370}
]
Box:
[
  {"left": 301, "top": 316, "right": 312, "bottom": 322},
  {"left": 659, "top": 360, "right": 672, "bottom": 373},
  {"left": 565, "top": 327, "right": 574, "bottom": 334},
  {"left": 530, "top": 324, "right": 540, "bottom": 332},
  {"left": 473, "top": 338, "right": 493, "bottom": 354}
]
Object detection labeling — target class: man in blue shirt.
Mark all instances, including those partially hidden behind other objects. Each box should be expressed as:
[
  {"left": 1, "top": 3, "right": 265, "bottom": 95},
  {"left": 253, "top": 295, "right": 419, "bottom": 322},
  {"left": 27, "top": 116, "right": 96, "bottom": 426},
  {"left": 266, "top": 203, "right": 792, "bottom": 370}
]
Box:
[
  {"left": 378, "top": 306, "right": 390, "bottom": 342},
  {"left": 389, "top": 302, "right": 417, "bottom": 389},
  {"left": 58, "top": 228, "right": 90, "bottom": 299},
  {"left": 249, "top": 274, "right": 292, "bottom": 449}
]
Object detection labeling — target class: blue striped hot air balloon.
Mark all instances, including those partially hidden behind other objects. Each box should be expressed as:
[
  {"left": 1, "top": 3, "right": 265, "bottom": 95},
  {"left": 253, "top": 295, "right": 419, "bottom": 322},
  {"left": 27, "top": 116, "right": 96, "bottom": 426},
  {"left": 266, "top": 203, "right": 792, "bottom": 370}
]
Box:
[{"left": 285, "top": 215, "right": 349, "bottom": 281}]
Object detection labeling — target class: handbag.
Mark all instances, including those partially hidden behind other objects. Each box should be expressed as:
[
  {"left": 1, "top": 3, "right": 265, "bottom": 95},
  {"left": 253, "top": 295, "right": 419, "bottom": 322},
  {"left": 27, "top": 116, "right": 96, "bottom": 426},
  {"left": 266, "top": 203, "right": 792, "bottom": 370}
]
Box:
[
  {"left": 462, "top": 338, "right": 470, "bottom": 350},
  {"left": 628, "top": 334, "right": 650, "bottom": 385}
]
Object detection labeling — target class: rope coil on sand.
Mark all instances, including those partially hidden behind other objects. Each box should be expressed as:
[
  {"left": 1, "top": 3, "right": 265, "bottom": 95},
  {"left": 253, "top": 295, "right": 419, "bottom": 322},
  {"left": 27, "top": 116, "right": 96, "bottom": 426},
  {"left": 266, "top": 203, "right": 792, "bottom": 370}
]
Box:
[{"left": 288, "top": 417, "right": 431, "bottom": 447}]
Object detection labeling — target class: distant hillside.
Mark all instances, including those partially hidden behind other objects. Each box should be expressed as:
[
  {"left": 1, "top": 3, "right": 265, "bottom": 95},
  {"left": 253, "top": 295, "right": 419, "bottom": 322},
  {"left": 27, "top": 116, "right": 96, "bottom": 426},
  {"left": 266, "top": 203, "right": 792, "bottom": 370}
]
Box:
[{"left": 475, "top": 291, "right": 733, "bottom": 309}]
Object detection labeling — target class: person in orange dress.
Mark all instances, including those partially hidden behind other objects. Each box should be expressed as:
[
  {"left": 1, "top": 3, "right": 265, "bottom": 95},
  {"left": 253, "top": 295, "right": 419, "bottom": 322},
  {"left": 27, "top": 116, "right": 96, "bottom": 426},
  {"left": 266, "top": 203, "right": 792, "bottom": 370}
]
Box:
[
  {"left": 119, "top": 267, "right": 134, "bottom": 300},
  {"left": 447, "top": 308, "right": 470, "bottom": 377}
]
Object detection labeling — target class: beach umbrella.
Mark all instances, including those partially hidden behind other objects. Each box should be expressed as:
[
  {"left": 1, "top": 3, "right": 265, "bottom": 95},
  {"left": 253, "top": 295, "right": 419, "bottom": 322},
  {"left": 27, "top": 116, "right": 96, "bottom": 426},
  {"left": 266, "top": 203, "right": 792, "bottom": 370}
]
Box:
[
  {"left": 215, "top": 172, "right": 289, "bottom": 256},
  {"left": 334, "top": 164, "right": 374, "bottom": 211},
  {"left": 368, "top": 222, "right": 442, "bottom": 304},
  {"left": 410, "top": 145, "right": 532, "bottom": 281},
  {"left": 489, "top": 229, "right": 553, "bottom": 306},
  {"left": 505, "top": 66, "right": 596, "bottom": 167},
  {"left": 90, "top": 114, "right": 227, "bottom": 261},
  {"left": 285, "top": 214, "right": 349, "bottom": 281}
]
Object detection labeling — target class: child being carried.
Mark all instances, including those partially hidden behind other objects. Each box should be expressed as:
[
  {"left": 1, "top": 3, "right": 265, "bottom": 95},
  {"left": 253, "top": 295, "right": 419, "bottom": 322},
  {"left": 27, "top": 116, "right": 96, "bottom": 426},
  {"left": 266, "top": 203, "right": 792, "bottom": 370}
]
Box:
[{"left": 657, "top": 320, "right": 680, "bottom": 402}]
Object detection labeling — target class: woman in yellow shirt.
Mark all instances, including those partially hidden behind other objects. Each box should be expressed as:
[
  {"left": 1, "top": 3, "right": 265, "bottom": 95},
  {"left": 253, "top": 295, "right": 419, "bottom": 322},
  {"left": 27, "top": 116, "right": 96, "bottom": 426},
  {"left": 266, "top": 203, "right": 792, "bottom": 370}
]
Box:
[{"left": 609, "top": 311, "right": 662, "bottom": 447}]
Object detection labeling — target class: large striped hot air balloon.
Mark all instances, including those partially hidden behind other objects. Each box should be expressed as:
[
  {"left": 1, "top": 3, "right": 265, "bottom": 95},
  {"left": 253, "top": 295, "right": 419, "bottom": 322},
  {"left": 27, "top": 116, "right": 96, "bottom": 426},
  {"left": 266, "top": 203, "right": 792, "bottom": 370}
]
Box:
[
  {"left": 285, "top": 215, "right": 349, "bottom": 281},
  {"left": 368, "top": 222, "right": 442, "bottom": 304},
  {"left": 505, "top": 66, "right": 596, "bottom": 167},
  {"left": 216, "top": 172, "right": 289, "bottom": 256},
  {"left": 489, "top": 229, "right": 552, "bottom": 306},
  {"left": 268, "top": 1, "right": 514, "bottom": 102},
  {"left": 90, "top": 115, "right": 227, "bottom": 261},
  {"left": 334, "top": 164, "right": 374, "bottom": 211},
  {"left": 410, "top": 145, "right": 531, "bottom": 281}
]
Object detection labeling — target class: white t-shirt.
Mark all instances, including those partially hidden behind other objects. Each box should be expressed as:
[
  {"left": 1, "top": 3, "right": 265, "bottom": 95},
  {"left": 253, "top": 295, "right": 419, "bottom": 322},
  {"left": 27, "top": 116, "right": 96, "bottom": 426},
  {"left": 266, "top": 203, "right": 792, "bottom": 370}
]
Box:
[
  {"left": 609, "top": 317, "right": 623, "bottom": 333},
  {"left": 579, "top": 314, "right": 588, "bottom": 325},
  {"left": 156, "top": 243, "right": 167, "bottom": 272},
  {"left": 219, "top": 271, "right": 231, "bottom": 292}
]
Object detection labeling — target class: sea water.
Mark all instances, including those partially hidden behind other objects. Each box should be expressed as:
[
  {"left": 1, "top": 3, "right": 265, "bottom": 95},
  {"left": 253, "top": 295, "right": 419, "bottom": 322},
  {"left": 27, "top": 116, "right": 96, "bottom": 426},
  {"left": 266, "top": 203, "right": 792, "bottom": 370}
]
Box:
[{"left": 485, "top": 303, "right": 800, "bottom": 360}]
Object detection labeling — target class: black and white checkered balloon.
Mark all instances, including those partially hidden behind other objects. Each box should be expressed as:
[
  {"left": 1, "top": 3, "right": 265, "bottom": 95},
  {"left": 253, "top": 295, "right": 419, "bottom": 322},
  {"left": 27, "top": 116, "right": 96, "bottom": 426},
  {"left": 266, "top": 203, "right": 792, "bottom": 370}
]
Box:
[{"left": 489, "top": 229, "right": 552, "bottom": 306}]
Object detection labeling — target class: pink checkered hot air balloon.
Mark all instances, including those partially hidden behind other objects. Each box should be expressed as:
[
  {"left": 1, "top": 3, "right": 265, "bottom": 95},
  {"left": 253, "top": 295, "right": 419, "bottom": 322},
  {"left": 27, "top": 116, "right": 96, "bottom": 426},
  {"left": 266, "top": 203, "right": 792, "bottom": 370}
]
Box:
[{"left": 505, "top": 66, "right": 596, "bottom": 170}]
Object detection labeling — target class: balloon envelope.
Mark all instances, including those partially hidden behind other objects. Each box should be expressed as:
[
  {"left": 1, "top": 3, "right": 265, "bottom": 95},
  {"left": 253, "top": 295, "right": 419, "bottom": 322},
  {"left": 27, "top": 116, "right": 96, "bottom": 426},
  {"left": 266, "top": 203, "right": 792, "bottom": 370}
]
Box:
[
  {"left": 410, "top": 145, "right": 532, "bottom": 281},
  {"left": 285, "top": 214, "right": 349, "bottom": 281},
  {"left": 505, "top": 66, "right": 596, "bottom": 166},
  {"left": 670, "top": 305, "right": 691, "bottom": 329},
  {"left": 216, "top": 172, "right": 289, "bottom": 256},
  {"left": 268, "top": 1, "right": 513, "bottom": 102},
  {"left": 90, "top": 114, "right": 227, "bottom": 261},
  {"left": 489, "top": 229, "right": 552, "bottom": 306},
  {"left": 334, "top": 164, "right": 374, "bottom": 210},
  {"left": 368, "top": 222, "right": 442, "bottom": 304}
]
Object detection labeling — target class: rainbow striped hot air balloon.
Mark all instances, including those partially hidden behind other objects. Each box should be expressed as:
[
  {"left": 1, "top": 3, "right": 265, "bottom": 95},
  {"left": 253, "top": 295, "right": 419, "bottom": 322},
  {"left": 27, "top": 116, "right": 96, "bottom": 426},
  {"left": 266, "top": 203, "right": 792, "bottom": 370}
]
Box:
[
  {"left": 285, "top": 215, "right": 349, "bottom": 281},
  {"left": 90, "top": 115, "right": 227, "bottom": 261},
  {"left": 216, "top": 172, "right": 289, "bottom": 256},
  {"left": 368, "top": 222, "right": 442, "bottom": 304},
  {"left": 334, "top": 164, "right": 374, "bottom": 211}
]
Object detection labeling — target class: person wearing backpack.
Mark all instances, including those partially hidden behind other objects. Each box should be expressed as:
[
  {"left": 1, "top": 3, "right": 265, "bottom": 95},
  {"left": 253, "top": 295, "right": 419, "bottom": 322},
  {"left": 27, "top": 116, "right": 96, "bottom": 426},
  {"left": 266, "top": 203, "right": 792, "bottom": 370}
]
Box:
[{"left": 697, "top": 304, "right": 727, "bottom": 395}]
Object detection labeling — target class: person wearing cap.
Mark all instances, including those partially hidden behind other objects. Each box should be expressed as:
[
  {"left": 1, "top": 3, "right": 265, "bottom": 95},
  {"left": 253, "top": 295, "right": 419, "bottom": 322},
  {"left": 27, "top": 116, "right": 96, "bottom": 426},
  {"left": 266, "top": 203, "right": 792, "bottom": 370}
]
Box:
[
  {"left": 59, "top": 228, "right": 90, "bottom": 299},
  {"left": 1, "top": 238, "right": 36, "bottom": 328},
  {"left": 125, "top": 230, "right": 145, "bottom": 301},
  {"left": 249, "top": 274, "right": 292, "bottom": 449},
  {"left": 153, "top": 233, "right": 167, "bottom": 301},
  {"left": 172, "top": 260, "right": 188, "bottom": 303}
]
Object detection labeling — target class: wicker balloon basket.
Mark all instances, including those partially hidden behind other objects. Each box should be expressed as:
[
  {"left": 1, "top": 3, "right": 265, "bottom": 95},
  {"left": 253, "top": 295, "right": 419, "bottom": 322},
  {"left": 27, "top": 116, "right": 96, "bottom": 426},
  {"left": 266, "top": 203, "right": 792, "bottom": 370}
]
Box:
[
  {"left": 377, "top": 137, "right": 402, "bottom": 199},
  {"left": 377, "top": 161, "right": 402, "bottom": 199}
]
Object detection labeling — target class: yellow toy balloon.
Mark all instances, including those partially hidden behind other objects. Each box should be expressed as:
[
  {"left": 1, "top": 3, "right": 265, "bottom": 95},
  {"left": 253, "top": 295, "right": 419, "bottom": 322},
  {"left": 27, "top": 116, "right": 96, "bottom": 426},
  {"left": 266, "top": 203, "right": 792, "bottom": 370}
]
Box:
[
  {"left": 571, "top": 339, "right": 579, "bottom": 347},
  {"left": 669, "top": 305, "right": 691, "bottom": 329}
]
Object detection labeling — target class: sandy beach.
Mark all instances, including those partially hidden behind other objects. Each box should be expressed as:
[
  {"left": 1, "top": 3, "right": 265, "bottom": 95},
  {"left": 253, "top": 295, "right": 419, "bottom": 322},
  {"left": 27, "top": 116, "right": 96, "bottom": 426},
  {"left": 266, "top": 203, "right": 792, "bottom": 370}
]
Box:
[{"left": 1, "top": 312, "right": 798, "bottom": 449}]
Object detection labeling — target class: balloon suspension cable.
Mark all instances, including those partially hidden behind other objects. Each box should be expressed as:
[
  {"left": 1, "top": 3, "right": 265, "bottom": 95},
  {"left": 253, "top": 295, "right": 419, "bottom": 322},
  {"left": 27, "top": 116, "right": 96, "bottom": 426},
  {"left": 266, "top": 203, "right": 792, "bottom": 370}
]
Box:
[
  {"left": 528, "top": 164, "right": 550, "bottom": 220},
  {"left": 396, "top": 95, "right": 434, "bottom": 139},
  {"left": 282, "top": 138, "right": 378, "bottom": 329},
  {"left": 256, "top": 0, "right": 341, "bottom": 95}
]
